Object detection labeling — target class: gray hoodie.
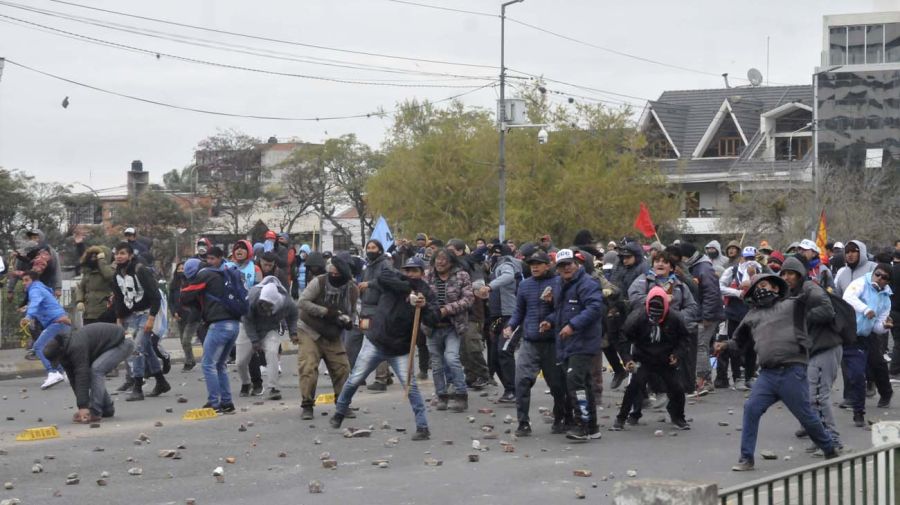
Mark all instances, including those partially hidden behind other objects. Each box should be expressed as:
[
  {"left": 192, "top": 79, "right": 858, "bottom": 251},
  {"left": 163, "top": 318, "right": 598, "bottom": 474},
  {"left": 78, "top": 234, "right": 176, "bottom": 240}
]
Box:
[
  {"left": 705, "top": 240, "right": 729, "bottom": 271},
  {"left": 488, "top": 255, "right": 522, "bottom": 317},
  {"left": 834, "top": 240, "right": 875, "bottom": 296},
  {"left": 243, "top": 276, "right": 298, "bottom": 343}
]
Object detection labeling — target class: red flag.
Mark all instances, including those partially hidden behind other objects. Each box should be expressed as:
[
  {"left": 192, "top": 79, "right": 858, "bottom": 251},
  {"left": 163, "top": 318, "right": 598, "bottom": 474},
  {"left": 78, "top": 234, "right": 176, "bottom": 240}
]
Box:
[
  {"left": 815, "top": 208, "right": 828, "bottom": 265},
  {"left": 634, "top": 202, "right": 656, "bottom": 239}
]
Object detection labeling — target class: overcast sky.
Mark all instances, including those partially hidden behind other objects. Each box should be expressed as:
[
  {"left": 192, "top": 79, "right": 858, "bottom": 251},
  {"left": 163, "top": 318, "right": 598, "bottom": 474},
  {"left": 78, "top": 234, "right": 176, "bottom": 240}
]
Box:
[{"left": 0, "top": 0, "right": 893, "bottom": 192}]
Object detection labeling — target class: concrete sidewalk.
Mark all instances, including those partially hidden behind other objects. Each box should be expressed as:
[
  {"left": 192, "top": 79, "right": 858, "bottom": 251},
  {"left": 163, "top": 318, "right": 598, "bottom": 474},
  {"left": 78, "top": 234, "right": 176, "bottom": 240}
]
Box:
[{"left": 0, "top": 336, "right": 299, "bottom": 380}]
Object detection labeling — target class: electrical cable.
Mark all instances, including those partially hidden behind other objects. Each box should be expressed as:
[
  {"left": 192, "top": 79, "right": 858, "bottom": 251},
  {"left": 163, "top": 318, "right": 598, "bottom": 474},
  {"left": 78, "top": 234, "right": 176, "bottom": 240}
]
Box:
[
  {"left": 0, "top": 13, "right": 492, "bottom": 88},
  {"left": 3, "top": 58, "right": 497, "bottom": 121},
  {"left": 43, "top": 0, "right": 497, "bottom": 69}
]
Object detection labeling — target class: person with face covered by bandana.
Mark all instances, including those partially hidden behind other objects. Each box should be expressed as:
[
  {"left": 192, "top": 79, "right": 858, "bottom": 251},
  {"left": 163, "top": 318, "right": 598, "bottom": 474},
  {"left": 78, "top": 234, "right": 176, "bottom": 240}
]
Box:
[
  {"left": 611, "top": 286, "right": 691, "bottom": 431},
  {"left": 238, "top": 276, "right": 298, "bottom": 402},
  {"left": 715, "top": 274, "right": 838, "bottom": 471},
  {"left": 295, "top": 253, "right": 357, "bottom": 420}
]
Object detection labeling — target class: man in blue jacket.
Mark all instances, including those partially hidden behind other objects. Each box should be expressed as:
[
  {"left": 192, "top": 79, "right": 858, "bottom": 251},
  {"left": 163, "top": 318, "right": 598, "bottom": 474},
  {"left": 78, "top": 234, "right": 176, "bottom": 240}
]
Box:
[
  {"left": 505, "top": 251, "right": 568, "bottom": 437},
  {"left": 22, "top": 271, "right": 71, "bottom": 390},
  {"left": 540, "top": 249, "right": 605, "bottom": 441}
]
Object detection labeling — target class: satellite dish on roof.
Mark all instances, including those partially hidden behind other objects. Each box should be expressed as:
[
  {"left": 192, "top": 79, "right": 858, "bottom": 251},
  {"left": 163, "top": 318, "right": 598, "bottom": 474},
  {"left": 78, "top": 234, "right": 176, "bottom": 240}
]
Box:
[{"left": 747, "top": 68, "right": 764, "bottom": 87}]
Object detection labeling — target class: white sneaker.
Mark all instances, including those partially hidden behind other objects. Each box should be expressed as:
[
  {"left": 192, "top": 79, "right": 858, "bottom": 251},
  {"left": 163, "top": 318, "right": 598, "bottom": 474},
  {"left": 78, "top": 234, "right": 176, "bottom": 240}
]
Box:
[
  {"left": 41, "top": 371, "right": 65, "bottom": 390},
  {"left": 278, "top": 362, "right": 282, "bottom": 375},
  {"left": 259, "top": 366, "right": 267, "bottom": 374}
]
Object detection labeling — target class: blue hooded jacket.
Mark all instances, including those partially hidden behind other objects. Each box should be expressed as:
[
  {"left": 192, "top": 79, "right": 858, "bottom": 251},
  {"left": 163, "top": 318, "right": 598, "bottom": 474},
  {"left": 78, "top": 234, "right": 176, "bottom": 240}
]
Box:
[
  {"left": 26, "top": 280, "right": 66, "bottom": 328},
  {"left": 548, "top": 267, "right": 605, "bottom": 360}
]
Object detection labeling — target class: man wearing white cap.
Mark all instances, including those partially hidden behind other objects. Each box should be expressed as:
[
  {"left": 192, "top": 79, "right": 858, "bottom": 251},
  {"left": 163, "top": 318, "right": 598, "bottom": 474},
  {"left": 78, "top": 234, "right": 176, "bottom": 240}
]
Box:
[
  {"left": 797, "top": 239, "right": 835, "bottom": 292},
  {"left": 123, "top": 227, "right": 153, "bottom": 265}
]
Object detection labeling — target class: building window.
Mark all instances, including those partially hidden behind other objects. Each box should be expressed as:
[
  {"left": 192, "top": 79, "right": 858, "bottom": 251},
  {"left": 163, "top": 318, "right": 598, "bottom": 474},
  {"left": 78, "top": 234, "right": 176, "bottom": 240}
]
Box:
[
  {"left": 830, "top": 23, "right": 900, "bottom": 65},
  {"left": 866, "top": 24, "right": 884, "bottom": 64},
  {"left": 848, "top": 25, "right": 866, "bottom": 65},
  {"left": 718, "top": 137, "right": 741, "bottom": 157},
  {"left": 643, "top": 115, "right": 677, "bottom": 159},
  {"left": 887, "top": 23, "right": 900, "bottom": 63},
  {"left": 332, "top": 233, "right": 353, "bottom": 252},
  {"left": 775, "top": 137, "right": 811, "bottom": 161},
  {"left": 830, "top": 26, "right": 847, "bottom": 65},
  {"left": 684, "top": 192, "right": 700, "bottom": 218}
]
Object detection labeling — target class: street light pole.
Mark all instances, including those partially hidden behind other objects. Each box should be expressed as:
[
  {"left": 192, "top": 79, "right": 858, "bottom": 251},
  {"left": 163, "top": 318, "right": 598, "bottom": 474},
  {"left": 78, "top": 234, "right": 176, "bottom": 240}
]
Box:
[{"left": 498, "top": 0, "right": 523, "bottom": 242}]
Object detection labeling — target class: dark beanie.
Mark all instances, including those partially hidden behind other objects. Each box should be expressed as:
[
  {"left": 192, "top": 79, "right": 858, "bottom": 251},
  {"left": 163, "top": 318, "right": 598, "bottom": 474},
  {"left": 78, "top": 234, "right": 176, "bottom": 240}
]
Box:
[{"left": 680, "top": 242, "right": 698, "bottom": 259}]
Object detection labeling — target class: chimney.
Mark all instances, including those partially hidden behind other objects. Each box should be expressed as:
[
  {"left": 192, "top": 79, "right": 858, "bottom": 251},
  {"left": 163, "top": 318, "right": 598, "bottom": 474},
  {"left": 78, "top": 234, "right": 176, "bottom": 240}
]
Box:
[
  {"left": 722, "top": 73, "right": 731, "bottom": 89},
  {"left": 127, "top": 159, "right": 149, "bottom": 204},
  {"left": 267, "top": 136, "right": 278, "bottom": 144}
]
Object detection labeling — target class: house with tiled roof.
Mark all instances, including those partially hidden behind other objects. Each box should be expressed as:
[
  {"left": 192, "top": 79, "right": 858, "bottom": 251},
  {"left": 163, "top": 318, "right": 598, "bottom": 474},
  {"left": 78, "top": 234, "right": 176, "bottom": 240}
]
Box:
[{"left": 640, "top": 85, "right": 814, "bottom": 237}]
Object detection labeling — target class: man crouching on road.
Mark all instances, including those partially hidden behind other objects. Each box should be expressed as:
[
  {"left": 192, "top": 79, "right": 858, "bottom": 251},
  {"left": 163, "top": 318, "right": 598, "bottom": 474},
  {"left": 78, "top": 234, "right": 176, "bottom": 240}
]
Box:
[
  {"left": 330, "top": 257, "right": 439, "bottom": 441},
  {"left": 43, "top": 323, "right": 134, "bottom": 423}
]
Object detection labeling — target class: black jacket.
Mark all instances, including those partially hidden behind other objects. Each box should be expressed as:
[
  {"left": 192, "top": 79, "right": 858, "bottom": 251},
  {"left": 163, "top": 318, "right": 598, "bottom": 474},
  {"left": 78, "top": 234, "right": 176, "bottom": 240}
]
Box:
[
  {"left": 180, "top": 266, "right": 239, "bottom": 324},
  {"left": 367, "top": 269, "right": 439, "bottom": 356},
  {"left": 360, "top": 254, "right": 393, "bottom": 318},
  {"left": 58, "top": 323, "right": 126, "bottom": 409},
  {"left": 621, "top": 309, "right": 691, "bottom": 367},
  {"left": 112, "top": 259, "right": 161, "bottom": 319},
  {"left": 686, "top": 254, "right": 725, "bottom": 322}
]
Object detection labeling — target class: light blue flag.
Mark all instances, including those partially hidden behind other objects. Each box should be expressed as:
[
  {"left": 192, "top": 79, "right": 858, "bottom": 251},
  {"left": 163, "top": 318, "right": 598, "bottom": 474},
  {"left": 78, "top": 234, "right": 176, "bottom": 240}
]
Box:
[{"left": 370, "top": 216, "right": 395, "bottom": 252}]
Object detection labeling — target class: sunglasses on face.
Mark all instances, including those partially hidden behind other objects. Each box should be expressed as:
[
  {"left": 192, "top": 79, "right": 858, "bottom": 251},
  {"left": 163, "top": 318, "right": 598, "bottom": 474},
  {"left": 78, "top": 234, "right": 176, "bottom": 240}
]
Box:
[{"left": 873, "top": 272, "right": 888, "bottom": 280}]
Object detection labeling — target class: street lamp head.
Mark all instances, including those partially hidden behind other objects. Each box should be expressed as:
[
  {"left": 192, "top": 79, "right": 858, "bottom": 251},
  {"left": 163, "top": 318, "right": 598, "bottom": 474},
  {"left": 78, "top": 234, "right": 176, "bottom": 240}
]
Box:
[{"left": 537, "top": 128, "right": 549, "bottom": 145}]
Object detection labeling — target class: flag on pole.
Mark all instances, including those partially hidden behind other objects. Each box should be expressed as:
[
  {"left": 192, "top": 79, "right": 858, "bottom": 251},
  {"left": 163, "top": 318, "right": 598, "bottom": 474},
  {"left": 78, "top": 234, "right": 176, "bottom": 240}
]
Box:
[
  {"left": 634, "top": 202, "right": 656, "bottom": 239},
  {"left": 815, "top": 208, "right": 828, "bottom": 265},
  {"left": 370, "top": 216, "right": 395, "bottom": 252}
]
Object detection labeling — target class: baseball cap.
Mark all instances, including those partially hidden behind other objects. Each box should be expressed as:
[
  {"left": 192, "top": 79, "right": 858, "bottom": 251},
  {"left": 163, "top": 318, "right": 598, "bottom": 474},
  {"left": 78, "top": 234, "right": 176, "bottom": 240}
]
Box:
[
  {"left": 798, "top": 239, "right": 820, "bottom": 254},
  {"left": 556, "top": 248, "right": 576, "bottom": 264},
  {"left": 742, "top": 246, "right": 757, "bottom": 258},
  {"left": 759, "top": 240, "right": 772, "bottom": 252},
  {"left": 401, "top": 257, "right": 426, "bottom": 270},
  {"left": 833, "top": 241, "right": 845, "bottom": 249},
  {"left": 124, "top": 227, "right": 136, "bottom": 235},
  {"left": 525, "top": 251, "right": 551, "bottom": 264},
  {"left": 415, "top": 233, "right": 427, "bottom": 241},
  {"left": 264, "top": 230, "right": 277, "bottom": 240}
]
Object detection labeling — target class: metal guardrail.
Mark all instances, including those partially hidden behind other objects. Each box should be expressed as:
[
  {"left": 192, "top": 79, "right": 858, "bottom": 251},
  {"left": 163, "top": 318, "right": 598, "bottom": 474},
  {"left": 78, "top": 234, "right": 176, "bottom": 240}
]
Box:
[{"left": 719, "top": 443, "right": 900, "bottom": 505}]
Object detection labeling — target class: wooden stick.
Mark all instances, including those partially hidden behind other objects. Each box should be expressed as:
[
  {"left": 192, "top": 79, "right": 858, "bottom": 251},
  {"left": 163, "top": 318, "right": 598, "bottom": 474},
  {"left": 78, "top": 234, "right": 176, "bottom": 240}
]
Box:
[{"left": 404, "top": 302, "right": 423, "bottom": 397}]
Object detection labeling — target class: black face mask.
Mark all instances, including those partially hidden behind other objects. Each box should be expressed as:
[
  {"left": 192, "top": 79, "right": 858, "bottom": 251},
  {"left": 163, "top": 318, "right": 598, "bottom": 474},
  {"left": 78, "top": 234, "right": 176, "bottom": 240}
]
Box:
[
  {"left": 327, "top": 273, "right": 349, "bottom": 287},
  {"left": 365, "top": 251, "right": 380, "bottom": 262},
  {"left": 753, "top": 288, "right": 778, "bottom": 307},
  {"left": 707, "top": 250, "right": 719, "bottom": 259}
]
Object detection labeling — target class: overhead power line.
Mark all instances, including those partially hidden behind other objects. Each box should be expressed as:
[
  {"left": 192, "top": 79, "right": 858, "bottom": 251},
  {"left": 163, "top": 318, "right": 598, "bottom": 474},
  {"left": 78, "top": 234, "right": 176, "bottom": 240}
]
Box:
[
  {"left": 0, "top": 13, "right": 491, "bottom": 88},
  {"left": 43, "top": 0, "right": 497, "bottom": 69},
  {"left": 2, "top": 58, "right": 497, "bottom": 121},
  {"left": 0, "top": 0, "right": 497, "bottom": 81},
  {"left": 386, "top": 0, "right": 495, "bottom": 18}
]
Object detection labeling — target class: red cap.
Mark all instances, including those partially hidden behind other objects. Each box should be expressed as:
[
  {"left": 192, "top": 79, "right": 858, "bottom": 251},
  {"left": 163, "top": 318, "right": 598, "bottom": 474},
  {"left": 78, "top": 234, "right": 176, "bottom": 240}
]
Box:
[{"left": 264, "top": 230, "right": 277, "bottom": 240}]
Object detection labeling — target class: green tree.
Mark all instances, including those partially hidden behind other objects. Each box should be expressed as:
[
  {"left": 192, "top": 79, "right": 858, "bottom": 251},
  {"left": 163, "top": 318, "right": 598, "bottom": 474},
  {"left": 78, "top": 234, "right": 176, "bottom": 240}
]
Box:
[
  {"left": 367, "top": 87, "right": 678, "bottom": 244},
  {"left": 112, "top": 191, "right": 192, "bottom": 272}
]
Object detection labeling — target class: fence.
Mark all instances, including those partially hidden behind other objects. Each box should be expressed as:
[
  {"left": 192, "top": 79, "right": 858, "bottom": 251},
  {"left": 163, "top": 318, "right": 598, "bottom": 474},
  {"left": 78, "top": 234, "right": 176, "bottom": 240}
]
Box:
[{"left": 719, "top": 443, "right": 900, "bottom": 505}]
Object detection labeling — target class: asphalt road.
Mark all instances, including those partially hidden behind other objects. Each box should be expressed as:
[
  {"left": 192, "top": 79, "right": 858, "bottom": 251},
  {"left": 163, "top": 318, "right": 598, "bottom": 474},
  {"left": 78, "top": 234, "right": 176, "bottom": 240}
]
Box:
[{"left": 0, "top": 365, "right": 894, "bottom": 505}]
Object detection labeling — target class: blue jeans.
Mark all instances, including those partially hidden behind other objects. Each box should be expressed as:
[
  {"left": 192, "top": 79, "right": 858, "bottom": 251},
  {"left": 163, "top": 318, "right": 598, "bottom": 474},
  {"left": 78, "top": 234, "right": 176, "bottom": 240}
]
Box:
[
  {"left": 202, "top": 320, "right": 240, "bottom": 407},
  {"left": 34, "top": 322, "right": 69, "bottom": 372},
  {"left": 842, "top": 345, "right": 867, "bottom": 415},
  {"left": 125, "top": 312, "right": 160, "bottom": 379},
  {"left": 335, "top": 337, "right": 428, "bottom": 429},
  {"left": 427, "top": 327, "right": 467, "bottom": 396},
  {"left": 740, "top": 364, "right": 834, "bottom": 462}
]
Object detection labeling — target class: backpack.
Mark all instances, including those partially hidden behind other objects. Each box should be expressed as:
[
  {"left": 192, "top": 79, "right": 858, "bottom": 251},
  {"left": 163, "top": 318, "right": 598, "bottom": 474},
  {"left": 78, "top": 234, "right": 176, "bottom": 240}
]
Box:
[
  {"left": 827, "top": 291, "right": 857, "bottom": 347},
  {"left": 205, "top": 266, "right": 250, "bottom": 319}
]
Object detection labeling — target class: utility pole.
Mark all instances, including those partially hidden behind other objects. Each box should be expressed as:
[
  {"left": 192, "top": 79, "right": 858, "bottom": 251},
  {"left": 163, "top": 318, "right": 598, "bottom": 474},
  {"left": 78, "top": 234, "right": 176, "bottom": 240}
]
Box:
[{"left": 498, "top": 0, "right": 523, "bottom": 242}]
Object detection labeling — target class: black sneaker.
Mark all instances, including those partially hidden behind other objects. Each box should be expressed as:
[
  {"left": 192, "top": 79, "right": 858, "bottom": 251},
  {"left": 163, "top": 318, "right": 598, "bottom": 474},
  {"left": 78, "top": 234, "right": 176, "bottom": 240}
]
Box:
[
  {"left": 251, "top": 383, "right": 263, "bottom": 396},
  {"left": 217, "top": 403, "right": 236, "bottom": 414},
  {"left": 609, "top": 418, "right": 625, "bottom": 431},
  {"left": 497, "top": 391, "right": 516, "bottom": 403},
  {"left": 795, "top": 428, "right": 808, "bottom": 438},
  {"left": 565, "top": 425, "right": 590, "bottom": 441},
  {"left": 470, "top": 377, "right": 490, "bottom": 390},
  {"left": 329, "top": 413, "right": 344, "bottom": 429},
  {"left": 551, "top": 420, "right": 568, "bottom": 434},
  {"left": 300, "top": 407, "right": 314, "bottom": 420},
  {"left": 239, "top": 384, "right": 251, "bottom": 397},
  {"left": 411, "top": 427, "right": 430, "bottom": 441},
  {"left": 515, "top": 422, "right": 532, "bottom": 437},
  {"left": 268, "top": 388, "right": 282, "bottom": 401},
  {"left": 181, "top": 363, "right": 195, "bottom": 373},
  {"left": 838, "top": 400, "right": 850, "bottom": 410},
  {"left": 116, "top": 379, "right": 134, "bottom": 392},
  {"left": 877, "top": 394, "right": 892, "bottom": 408},
  {"left": 853, "top": 413, "right": 865, "bottom": 427},
  {"left": 672, "top": 418, "right": 691, "bottom": 430},
  {"left": 626, "top": 415, "right": 640, "bottom": 426},
  {"left": 713, "top": 377, "right": 729, "bottom": 389},
  {"left": 202, "top": 402, "right": 218, "bottom": 410},
  {"left": 161, "top": 355, "right": 171, "bottom": 375},
  {"left": 367, "top": 382, "right": 387, "bottom": 392},
  {"left": 587, "top": 426, "right": 602, "bottom": 440}
]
